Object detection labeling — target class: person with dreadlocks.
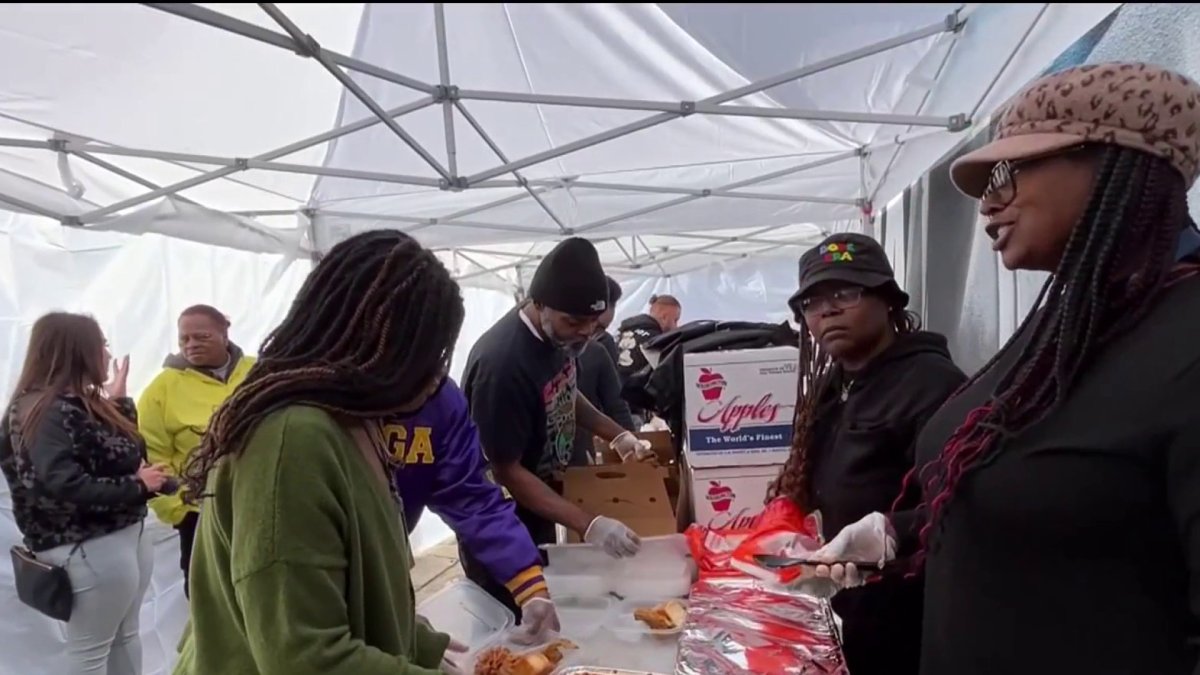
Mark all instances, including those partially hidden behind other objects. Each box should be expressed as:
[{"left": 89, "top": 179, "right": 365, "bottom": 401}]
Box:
[
  {"left": 769, "top": 233, "right": 964, "bottom": 675},
  {"left": 173, "top": 230, "right": 466, "bottom": 675},
  {"left": 810, "top": 63, "right": 1200, "bottom": 675},
  {"left": 461, "top": 238, "right": 651, "bottom": 617}
]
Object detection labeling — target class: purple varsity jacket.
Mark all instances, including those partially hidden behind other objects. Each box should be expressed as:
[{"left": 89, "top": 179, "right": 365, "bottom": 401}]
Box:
[{"left": 384, "top": 379, "right": 547, "bottom": 605}]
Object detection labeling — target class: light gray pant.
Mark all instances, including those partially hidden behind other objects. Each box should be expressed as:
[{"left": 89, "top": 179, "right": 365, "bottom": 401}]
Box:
[{"left": 41, "top": 522, "right": 154, "bottom": 675}]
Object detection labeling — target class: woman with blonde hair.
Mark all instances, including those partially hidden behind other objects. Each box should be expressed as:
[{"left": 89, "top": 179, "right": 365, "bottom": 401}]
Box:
[{"left": 0, "top": 312, "right": 170, "bottom": 675}]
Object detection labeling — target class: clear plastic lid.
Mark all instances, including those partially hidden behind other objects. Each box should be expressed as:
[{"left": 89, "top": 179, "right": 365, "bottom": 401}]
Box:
[{"left": 416, "top": 579, "right": 514, "bottom": 650}]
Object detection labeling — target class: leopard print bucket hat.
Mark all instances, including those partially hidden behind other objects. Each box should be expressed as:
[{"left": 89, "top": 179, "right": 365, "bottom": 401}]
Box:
[{"left": 951, "top": 62, "right": 1200, "bottom": 198}]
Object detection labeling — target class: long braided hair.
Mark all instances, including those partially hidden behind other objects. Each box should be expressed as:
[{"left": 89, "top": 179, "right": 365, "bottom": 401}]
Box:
[
  {"left": 182, "top": 230, "right": 464, "bottom": 495},
  {"left": 908, "top": 144, "right": 1192, "bottom": 559},
  {"left": 769, "top": 295, "right": 919, "bottom": 511}
]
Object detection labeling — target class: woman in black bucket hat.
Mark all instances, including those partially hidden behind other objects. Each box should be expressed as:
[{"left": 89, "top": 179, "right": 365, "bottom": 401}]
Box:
[{"left": 770, "top": 232, "right": 965, "bottom": 675}]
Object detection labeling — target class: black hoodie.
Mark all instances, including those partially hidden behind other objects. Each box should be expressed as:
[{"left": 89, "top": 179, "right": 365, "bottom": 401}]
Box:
[{"left": 806, "top": 330, "right": 966, "bottom": 675}]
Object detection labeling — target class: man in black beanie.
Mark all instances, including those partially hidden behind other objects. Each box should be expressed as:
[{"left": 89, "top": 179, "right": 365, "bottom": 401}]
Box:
[{"left": 460, "top": 237, "right": 649, "bottom": 616}]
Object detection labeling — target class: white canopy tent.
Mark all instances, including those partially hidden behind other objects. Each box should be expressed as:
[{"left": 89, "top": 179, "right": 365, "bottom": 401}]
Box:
[
  {"left": 0, "top": 3, "right": 1118, "bottom": 673},
  {"left": 0, "top": 3, "right": 1118, "bottom": 288}
]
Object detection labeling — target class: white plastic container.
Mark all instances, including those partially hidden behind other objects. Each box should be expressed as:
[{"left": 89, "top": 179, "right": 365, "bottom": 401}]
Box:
[
  {"left": 610, "top": 557, "right": 694, "bottom": 599},
  {"left": 553, "top": 595, "right": 614, "bottom": 639},
  {"left": 544, "top": 571, "right": 610, "bottom": 598},
  {"left": 542, "top": 534, "right": 696, "bottom": 599},
  {"left": 416, "top": 579, "right": 513, "bottom": 651}
]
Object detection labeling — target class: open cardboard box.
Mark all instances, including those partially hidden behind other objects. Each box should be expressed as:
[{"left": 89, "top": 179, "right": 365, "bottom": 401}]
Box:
[
  {"left": 561, "top": 463, "right": 678, "bottom": 543},
  {"left": 591, "top": 431, "right": 684, "bottom": 527}
]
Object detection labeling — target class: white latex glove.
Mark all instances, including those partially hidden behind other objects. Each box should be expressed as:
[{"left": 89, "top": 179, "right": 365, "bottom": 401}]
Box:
[
  {"left": 511, "top": 596, "right": 561, "bottom": 645},
  {"left": 583, "top": 515, "right": 641, "bottom": 558},
  {"left": 610, "top": 431, "right": 655, "bottom": 463},
  {"left": 809, "top": 512, "right": 896, "bottom": 589}
]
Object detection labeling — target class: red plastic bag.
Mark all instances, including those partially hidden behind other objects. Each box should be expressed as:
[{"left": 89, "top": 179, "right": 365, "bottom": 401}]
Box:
[
  {"left": 686, "top": 498, "right": 821, "bottom": 581},
  {"left": 729, "top": 498, "right": 823, "bottom": 584}
]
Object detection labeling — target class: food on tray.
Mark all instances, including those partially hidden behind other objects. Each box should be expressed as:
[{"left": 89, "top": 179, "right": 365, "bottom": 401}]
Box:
[
  {"left": 507, "top": 653, "right": 553, "bottom": 675},
  {"left": 542, "top": 639, "right": 577, "bottom": 664},
  {"left": 474, "top": 647, "right": 514, "bottom": 675},
  {"left": 633, "top": 599, "right": 687, "bottom": 630},
  {"left": 473, "top": 640, "right": 578, "bottom": 675}
]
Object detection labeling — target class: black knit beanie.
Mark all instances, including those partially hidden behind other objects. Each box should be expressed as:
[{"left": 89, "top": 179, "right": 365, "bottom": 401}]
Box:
[{"left": 529, "top": 237, "right": 609, "bottom": 316}]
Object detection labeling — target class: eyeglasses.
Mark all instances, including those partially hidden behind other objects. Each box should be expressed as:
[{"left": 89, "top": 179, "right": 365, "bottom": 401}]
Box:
[
  {"left": 798, "top": 287, "right": 864, "bottom": 316},
  {"left": 982, "top": 145, "right": 1087, "bottom": 208}
]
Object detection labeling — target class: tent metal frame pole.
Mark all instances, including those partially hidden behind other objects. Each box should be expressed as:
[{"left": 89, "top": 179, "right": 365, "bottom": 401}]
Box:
[
  {"left": 0, "top": 136, "right": 441, "bottom": 189},
  {"left": 575, "top": 149, "right": 861, "bottom": 234},
  {"left": 439, "top": 184, "right": 561, "bottom": 222},
  {"left": 473, "top": 176, "right": 852, "bottom": 205},
  {"left": 454, "top": 254, "right": 528, "bottom": 283},
  {"left": 0, "top": 191, "right": 67, "bottom": 220},
  {"left": 72, "top": 151, "right": 199, "bottom": 206},
  {"left": 651, "top": 225, "right": 789, "bottom": 265},
  {"left": 612, "top": 239, "right": 638, "bottom": 267},
  {"left": 320, "top": 210, "right": 551, "bottom": 237},
  {"left": 454, "top": 101, "right": 570, "bottom": 233},
  {"left": 866, "top": 12, "right": 963, "bottom": 205},
  {"left": 664, "top": 232, "right": 817, "bottom": 248},
  {"left": 142, "top": 3, "right": 436, "bottom": 95},
  {"left": 433, "top": 3, "right": 458, "bottom": 178},
  {"left": 434, "top": 247, "right": 541, "bottom": 262},
  {"left": 465, "top": 11, "right": 963, "bottom": 185},
  {"left": 63, "top": 96, "right": 436, "bottom": 224},
  {"left": 456, "top": 89, "right": 961, "bottom": 128},
  {"left": 258, "top": 3, "right": 452, "bottom": 182}
]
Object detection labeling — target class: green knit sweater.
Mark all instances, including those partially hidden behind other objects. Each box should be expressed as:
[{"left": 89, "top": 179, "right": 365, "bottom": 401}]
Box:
[{"left": 173, "top": 406, "right": 449, "bottom": 675}]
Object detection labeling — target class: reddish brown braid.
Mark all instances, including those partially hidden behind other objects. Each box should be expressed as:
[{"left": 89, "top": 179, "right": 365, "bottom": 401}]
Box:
[
  {"left": 769, "top": 303, "right": 919, "bottom": 510},
  {"left": 182, "top": 230, "right": 464, "bottom": 496},
  {"left": 905, "top": 145, "right": 1190, "bottom": 562}
]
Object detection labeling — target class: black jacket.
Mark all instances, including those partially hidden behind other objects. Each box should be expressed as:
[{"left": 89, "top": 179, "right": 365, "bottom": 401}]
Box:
[
  {"left": 907, "top": 277, "right": 1200, "bottom": 675},
  {"left": 808, "top": 331, "right": 966, "bottom": 675},
  {"left": 573, "top": 336, "right": 635, "bottom": 465},
  {"left": 0, "top": 395, "right": 149, "bottom": 551}
]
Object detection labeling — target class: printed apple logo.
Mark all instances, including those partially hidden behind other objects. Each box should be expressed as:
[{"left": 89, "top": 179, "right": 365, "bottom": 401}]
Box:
[
  {"left": 696, "top": 367, "right": 727, "bottom": 402},
  {"left": 706, "top": 481, "right": 735, "bottom": 512}
]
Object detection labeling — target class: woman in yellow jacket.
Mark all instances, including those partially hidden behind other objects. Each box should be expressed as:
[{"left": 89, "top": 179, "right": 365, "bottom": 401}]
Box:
[{"left": 138, "top": 305, "right": 254, "bottom": 595}]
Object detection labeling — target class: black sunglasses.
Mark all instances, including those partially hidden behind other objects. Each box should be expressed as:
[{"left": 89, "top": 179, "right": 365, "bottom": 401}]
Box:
[{"left": 982, "top": 144, "right": 1089, "bottom": 207}]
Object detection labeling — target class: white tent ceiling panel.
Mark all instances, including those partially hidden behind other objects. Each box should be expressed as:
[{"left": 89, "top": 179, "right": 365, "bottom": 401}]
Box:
[
  {"left": 0, "top": 3, "right": 364, "bottom": 214},
  {"left": 0, "top": 3, "right": 1118, "bottom": 285},
  {"left": 656, "top": 3, "right": 962, "bottom": 145},
  {"left": 866, "top": 2, "right": 1120, "bottom": 205}
]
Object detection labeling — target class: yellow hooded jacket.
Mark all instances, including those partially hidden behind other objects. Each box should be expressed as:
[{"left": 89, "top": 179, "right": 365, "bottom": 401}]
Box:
[{"left": 138, "top": 346, "right": 254, "bottom": 526}]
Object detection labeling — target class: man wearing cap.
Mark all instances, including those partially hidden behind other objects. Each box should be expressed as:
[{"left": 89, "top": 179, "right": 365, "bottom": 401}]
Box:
[
  {"left": 774, "top": 233, "right": 965, "bottom": 675},
  {"left": 460, "top": 238, "right": 650, "bottom": 616}
]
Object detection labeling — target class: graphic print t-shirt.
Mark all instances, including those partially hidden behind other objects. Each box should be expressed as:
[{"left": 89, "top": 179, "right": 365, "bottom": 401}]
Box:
[{"left": 462, "top": 308, "right": 576, "bottom": 484}]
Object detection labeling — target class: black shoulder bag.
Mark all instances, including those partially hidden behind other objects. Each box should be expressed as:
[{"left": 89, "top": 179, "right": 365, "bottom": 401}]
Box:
[{"left": 10, "top": 543, "right": 78, "bottom": 621}]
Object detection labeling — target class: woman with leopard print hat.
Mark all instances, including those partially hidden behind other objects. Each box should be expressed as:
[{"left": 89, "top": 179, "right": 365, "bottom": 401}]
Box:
[{"left": 810, "top": 62, "right": 1200, "bottom": 674}]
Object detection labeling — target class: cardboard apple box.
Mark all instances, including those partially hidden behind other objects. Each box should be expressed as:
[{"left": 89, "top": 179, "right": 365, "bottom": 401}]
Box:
[
  {"left": 684, "top": 347, "right": 799, "bottom": 468},
  {"left": 683, "top": 458, "right": 785, "bottom": 531}
]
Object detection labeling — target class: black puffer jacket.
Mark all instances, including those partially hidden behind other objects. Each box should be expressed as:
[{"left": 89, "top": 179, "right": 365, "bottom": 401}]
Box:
[{"left": 0, "top": 395, "right": 149, "bottom": 551}]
